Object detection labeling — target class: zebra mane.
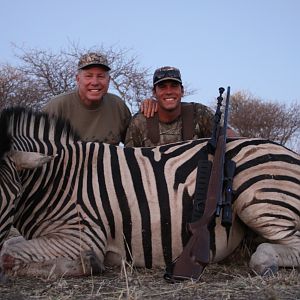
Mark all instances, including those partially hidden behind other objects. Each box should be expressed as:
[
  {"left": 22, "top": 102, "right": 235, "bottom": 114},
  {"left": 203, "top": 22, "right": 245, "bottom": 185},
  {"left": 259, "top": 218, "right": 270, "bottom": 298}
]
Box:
[
  {"left": 0, "top": 108, "right": 13, "bottom": 160},
  {"left": 0, "top": 106, "right": 81, "bottom": 154}
]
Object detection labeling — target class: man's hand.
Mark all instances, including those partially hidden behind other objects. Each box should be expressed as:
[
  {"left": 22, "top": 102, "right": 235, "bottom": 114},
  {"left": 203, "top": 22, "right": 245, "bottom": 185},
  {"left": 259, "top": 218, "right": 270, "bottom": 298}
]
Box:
[{"left": 140, "top": 98, "right": 158, "bottom": 118}]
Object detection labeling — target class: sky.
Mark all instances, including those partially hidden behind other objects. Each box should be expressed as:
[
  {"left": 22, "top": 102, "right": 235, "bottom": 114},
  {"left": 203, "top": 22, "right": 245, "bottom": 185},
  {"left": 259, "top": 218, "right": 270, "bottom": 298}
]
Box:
[{"left": 0, "top": 0, "right": 299, "bottom": 106}]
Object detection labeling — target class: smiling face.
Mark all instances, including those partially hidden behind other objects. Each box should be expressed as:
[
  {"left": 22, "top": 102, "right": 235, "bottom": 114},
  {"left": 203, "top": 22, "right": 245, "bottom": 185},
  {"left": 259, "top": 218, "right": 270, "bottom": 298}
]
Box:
[
  {"left": 76, "top": 66, "right": 110, "bottom": 108},
  {"left": 153, "top": 80, "right": 184, "bottom": 116}
]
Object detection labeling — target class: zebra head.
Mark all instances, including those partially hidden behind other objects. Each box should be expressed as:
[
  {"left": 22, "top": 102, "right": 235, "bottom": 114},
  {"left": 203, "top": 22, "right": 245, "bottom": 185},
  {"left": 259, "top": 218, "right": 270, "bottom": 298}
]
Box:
[
  {"left": 0, "top": 107, "right": 55, "bottom": 248},
  {"left": 0, "top": 149, "right": 54, "bottom": 248}
]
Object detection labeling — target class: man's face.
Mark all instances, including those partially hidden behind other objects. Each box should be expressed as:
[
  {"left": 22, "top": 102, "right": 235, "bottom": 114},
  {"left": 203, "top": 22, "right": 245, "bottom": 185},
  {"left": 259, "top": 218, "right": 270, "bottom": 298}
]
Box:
[
  {"left": 76, "top": 66, "right": 110, "bottom": 107},
  {"left": 153, "top": 80, "right": 184, "bottom": 111}
]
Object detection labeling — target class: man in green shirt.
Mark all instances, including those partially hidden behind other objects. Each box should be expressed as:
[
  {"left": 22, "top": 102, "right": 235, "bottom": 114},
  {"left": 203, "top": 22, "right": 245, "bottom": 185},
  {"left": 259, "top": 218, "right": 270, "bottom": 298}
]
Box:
[
  {"left": 44, "top": 52, "right": 131, "bottom": 145},
  {"left": 125, "top": 66, "right": 215, "bottom": 147}
]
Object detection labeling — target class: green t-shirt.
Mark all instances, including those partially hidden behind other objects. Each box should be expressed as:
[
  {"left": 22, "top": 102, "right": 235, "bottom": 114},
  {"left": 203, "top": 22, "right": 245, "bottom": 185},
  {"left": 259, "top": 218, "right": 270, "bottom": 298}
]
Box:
[{"left": 44, "top": 90, "right": 131, "bottom": 144}]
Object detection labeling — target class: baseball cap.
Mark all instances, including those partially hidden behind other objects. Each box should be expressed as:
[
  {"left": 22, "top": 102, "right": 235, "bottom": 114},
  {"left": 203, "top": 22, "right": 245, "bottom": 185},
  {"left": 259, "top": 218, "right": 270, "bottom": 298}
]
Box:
[
  {"left": 153, "top": 66, "right": 182, "bottom": 86},
  {"left": 77, "top": 52, "right": 111, "bottom": 71}
]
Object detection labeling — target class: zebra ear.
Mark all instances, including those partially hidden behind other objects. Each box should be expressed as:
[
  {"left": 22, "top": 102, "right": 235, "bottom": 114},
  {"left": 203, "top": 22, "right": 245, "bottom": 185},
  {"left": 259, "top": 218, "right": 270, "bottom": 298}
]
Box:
[{"left": 9, "top": 150, "right": 55, "bottom": 170}]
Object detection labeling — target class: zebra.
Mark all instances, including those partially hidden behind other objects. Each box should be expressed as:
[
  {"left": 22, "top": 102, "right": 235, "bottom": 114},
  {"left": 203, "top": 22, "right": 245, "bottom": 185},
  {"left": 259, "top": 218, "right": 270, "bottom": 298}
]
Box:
[{"left": 0, "top": 106, "right": 299, "bottom": 278}]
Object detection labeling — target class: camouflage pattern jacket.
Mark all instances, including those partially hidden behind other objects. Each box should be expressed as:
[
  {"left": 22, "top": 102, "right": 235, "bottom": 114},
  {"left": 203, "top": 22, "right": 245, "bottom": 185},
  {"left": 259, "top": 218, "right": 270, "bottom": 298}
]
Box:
[{"left": 125, "top": 102, "right": 213, "bottom": 147}]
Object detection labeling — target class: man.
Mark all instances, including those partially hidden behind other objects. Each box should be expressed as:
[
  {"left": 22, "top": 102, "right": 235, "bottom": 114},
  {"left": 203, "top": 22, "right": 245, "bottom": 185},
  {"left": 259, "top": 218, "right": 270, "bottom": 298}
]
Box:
[
  {"left": 125, "top": 66, "right": 214, "bottom": 147},
  {"left": 44, "top": 52, "right": 132, "bottom": 145}
]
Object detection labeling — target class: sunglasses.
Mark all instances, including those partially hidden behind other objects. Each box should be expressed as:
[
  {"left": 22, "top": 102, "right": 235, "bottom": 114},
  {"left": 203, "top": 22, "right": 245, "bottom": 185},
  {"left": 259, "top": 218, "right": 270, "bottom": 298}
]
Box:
[{"left": 154, "top": 69, "right": 181, "bottom": 81}]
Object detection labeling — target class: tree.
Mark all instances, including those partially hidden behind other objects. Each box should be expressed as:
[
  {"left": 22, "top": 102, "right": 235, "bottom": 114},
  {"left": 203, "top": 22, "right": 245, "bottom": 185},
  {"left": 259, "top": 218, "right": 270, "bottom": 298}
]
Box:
[
  {"left": 15, "top": 48, "right": 76, "bottom": 107},
  {"left": 229, "top": 91, "right": 300, "bottom": 148},
  {"left": 0, "top": 64, "right": 44, "bottom": 109}
]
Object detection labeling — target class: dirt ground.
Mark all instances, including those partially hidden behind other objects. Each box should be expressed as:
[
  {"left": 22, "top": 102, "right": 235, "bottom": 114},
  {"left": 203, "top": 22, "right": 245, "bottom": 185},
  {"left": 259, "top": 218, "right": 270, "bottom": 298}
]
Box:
[{"left": 0, "top": 253, "right": 299, "bottom": 300}]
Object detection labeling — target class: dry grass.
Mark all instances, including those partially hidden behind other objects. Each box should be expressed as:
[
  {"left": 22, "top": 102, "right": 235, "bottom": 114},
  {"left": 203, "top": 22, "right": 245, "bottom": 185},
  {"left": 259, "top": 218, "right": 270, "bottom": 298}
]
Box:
[
  {"left": 1, "top": 232, "right": 300, "bottom": 299},
  {"left": 1, "top": 255, "right": 299, "bottom": 300},
  {"left": 1, "top": 236, "right": 299, "bottom": 299}
]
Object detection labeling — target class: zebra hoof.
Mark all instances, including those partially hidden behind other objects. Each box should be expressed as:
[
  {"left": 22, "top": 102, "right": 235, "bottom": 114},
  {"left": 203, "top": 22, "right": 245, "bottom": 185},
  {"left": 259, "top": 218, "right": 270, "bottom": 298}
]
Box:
[
  {"left": 249, "top": 243, "right": 279, "bottom": 276},
  {"left": 83, "top": 250, "right": 105, "bottom": 274},
  {"left": 261, "top": 265, "right": 279, "bottom": 277},
  {"left": 249, "top": 257, "right": 279, "bottom": 276},
  {"left": 250, "top": 262, "right": 279, "bottom": 276}
]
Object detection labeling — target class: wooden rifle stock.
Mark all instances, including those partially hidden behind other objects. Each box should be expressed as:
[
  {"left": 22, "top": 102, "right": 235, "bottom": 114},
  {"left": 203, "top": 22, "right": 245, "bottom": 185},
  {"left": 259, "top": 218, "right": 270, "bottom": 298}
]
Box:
[{"left": 164, "top": 87, "right": 231, "bottom": 283}]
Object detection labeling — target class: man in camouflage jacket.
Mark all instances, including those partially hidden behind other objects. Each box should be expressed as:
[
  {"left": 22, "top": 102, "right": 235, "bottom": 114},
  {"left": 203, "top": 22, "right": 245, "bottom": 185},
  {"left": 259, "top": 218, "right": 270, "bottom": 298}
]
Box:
[{"left": 125, "top": 66, "right": 214, "bottom": 147}]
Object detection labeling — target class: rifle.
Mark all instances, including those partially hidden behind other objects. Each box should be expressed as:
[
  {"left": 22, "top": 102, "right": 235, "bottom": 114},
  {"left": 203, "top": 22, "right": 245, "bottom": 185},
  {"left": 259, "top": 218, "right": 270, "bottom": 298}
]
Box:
[{"left": 164, "top": 86, "right": 234, "bottom": 282}]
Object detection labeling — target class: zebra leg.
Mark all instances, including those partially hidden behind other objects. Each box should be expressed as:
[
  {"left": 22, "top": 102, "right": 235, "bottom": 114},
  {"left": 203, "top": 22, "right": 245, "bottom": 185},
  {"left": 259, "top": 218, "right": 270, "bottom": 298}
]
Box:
[
  {"left": 238, "top": 205, "right": 300, "bottom": 275},
  {"left": 249, "top": 239, "right": 300, "bottom": 275},
  {"left": 2, "top": 253, "right": 104, "bottom": 278},
  {"left": 2, "top": 251, "right": 104, "bottom": 278},
  {"left": 0, "top": 236, "right": 105, "bottom": 277},
  {"left": 234, "top": 169, "right": 300, "bottom": 275}
]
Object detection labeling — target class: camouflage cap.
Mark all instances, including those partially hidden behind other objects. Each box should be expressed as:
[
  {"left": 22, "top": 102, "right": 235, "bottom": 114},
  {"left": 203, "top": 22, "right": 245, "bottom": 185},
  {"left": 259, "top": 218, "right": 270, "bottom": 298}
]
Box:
[
  {"left": 77, "top": 52, "right": 111, "bottom": 71},
  {"left": 153, "top": 66, "right": 182, "bottom": 86}
]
